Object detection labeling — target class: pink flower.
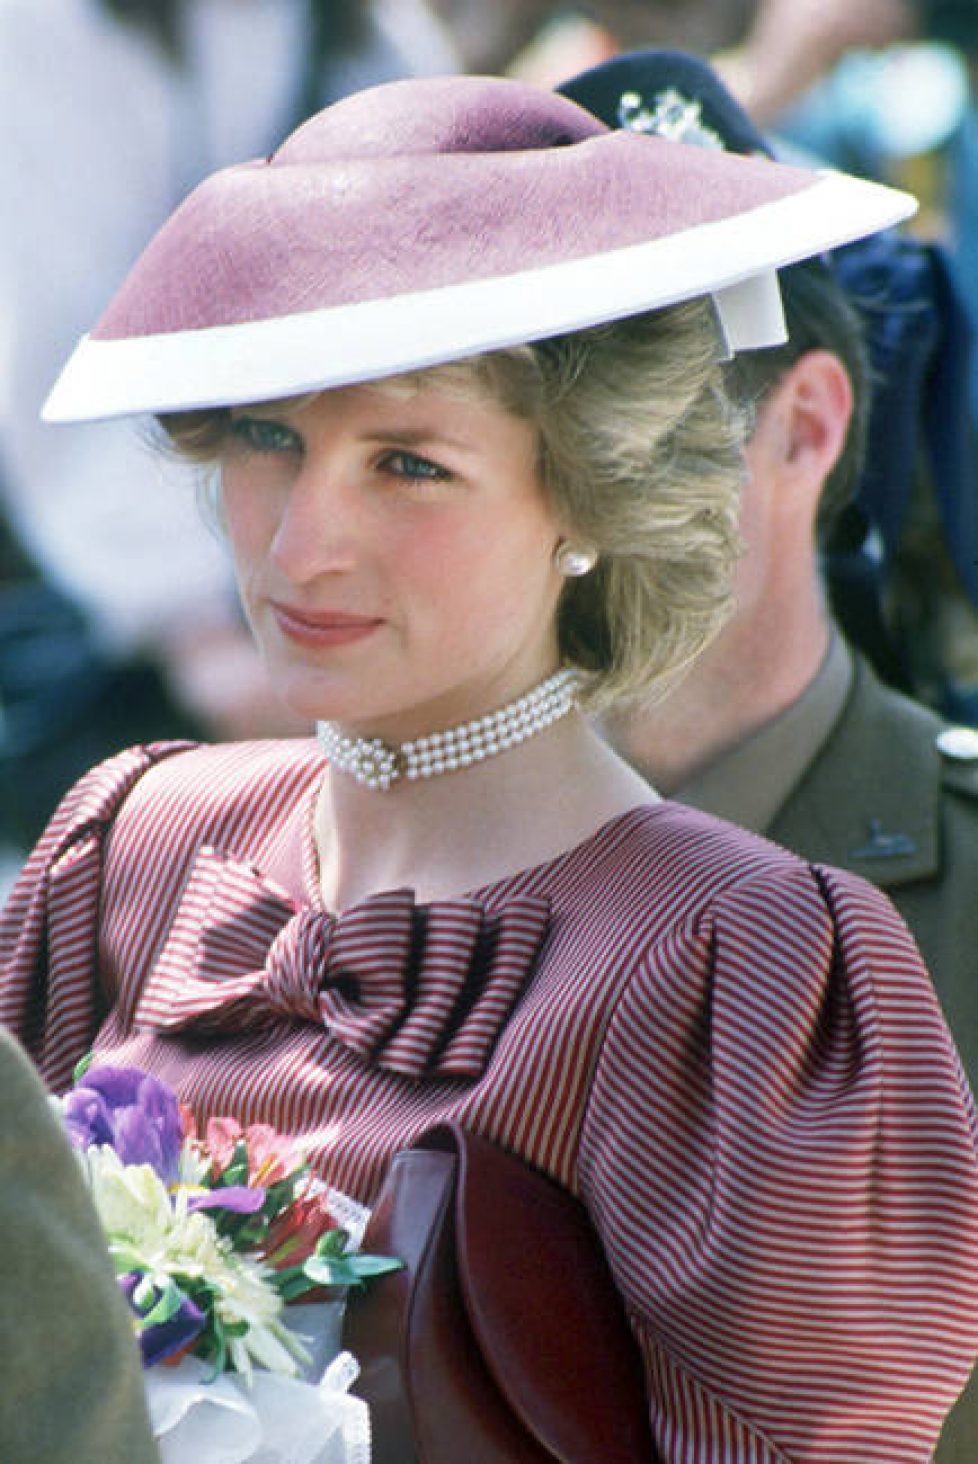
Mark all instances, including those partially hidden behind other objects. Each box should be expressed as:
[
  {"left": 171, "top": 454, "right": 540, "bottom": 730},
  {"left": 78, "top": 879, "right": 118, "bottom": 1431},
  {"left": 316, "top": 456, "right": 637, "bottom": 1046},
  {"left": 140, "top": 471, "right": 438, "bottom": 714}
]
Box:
[
  {"left": 264, "top": 1188, "right": 337, "bottom": 1271},
  {"left": 242, "top": 1125, "right": 306, "bottom": 1186},
  {"left": 203, "top": 1117, "right": 306, "bottom": 1188},
  {"left": 203, "top": 1117, "right": 243, "bottom": 1177}
]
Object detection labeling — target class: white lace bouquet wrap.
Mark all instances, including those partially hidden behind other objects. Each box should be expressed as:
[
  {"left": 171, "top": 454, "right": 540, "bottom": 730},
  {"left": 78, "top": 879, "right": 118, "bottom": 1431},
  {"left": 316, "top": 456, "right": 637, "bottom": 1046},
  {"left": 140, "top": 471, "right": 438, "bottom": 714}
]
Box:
[{"left": 146, "top": 1346, "right": 369, "bottom": 1464}]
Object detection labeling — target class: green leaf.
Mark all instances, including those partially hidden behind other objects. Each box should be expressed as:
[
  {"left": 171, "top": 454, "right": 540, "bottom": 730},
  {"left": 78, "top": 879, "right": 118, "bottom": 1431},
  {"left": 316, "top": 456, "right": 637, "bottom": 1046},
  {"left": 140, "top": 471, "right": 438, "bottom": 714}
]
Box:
[
  {"left": 220, "top": 1140, "right": 251, "bottom": 1188},
  {"left": 264, "top": 1173, "right": 306, "bottom": 1214},
  {"left": 234, "top": 1216, "right": 270, "bottom": 1247},
  {"left": 206, "top": 1325, "right": 228, "bottom": 1381},
  {"left": 301, "top": 1251, "right": 402, "bottom": 1290},
  {"left": 301, "top": 1256, "right": 349, "bottom": 1288},
  {"left": 274, "top": 1271, "right": 318, "bottom": 1304},
  {"left": 315, "top": 1228, "right": 351, "bottom": 1259},
  {"left": 72, "top": 1053, "right": 95, "bottom": 1084},
  {"left": 346, "top": 1255, "right": 404, "bottom": 1279}
]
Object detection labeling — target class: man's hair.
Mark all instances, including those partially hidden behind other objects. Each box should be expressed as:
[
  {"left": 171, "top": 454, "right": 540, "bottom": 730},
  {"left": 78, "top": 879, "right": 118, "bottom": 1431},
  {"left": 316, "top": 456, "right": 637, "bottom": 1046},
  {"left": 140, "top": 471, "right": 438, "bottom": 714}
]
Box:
[{"left": 723, "top": 254, "right": 872, "bottom": 541}]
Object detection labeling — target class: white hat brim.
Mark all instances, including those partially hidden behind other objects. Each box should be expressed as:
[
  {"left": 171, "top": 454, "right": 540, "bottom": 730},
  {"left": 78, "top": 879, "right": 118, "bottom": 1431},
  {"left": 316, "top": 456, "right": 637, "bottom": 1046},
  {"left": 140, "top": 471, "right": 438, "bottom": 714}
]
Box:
[{"left": 43, "top": 168, "right": 914, "bottom": 424}]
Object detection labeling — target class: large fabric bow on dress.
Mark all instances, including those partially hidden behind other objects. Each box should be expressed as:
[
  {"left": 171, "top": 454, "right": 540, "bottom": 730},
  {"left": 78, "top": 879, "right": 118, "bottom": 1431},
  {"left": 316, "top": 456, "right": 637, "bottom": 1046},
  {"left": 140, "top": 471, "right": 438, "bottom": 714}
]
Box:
[{"left": 135, "top": 846, "right": 550, "bottom": 1080}]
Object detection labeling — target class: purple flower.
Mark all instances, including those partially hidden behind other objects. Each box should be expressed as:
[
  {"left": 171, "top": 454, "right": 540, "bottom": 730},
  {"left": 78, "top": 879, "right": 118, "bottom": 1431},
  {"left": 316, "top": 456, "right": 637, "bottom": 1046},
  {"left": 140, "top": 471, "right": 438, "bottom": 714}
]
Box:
[
  {"left": 120, "top": 1274, "right": 205, "bottom": 1368},
  {"left": 187, "top": 1185, "right": 267, "bottom": 1215},
  {"left": 64, "top": 1066, "right": 184, "bottom": 1184}
]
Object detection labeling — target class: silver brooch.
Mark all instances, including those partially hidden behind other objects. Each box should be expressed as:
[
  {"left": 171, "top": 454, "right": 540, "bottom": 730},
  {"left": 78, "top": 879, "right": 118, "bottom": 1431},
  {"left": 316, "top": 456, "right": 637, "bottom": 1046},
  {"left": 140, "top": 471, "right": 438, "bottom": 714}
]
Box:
[{"left": 617, "top": 88, "right": 725, "bottom": 151}]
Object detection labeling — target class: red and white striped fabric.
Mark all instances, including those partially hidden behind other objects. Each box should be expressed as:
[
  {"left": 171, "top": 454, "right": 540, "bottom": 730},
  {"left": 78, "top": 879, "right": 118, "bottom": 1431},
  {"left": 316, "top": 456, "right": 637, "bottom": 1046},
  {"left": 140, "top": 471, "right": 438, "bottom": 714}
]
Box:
[{"left": 2, "top": 739, "right": 977, "bottom": 1463}]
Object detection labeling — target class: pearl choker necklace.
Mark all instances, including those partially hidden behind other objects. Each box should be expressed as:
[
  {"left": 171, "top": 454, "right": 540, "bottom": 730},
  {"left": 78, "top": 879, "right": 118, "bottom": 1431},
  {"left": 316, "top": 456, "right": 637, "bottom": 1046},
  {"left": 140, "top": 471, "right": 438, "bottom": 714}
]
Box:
[{"left": 316, "top": 668, "right": 579, "bottom": 790}]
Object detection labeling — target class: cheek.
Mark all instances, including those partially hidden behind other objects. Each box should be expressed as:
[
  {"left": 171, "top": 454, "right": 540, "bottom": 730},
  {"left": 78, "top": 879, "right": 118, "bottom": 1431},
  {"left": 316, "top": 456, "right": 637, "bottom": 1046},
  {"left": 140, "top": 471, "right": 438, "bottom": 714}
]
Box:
[
  {"left": 219, "top": 474, "right": 277, "bottom": 566},
  {"left": 396, "top": 507, "right": 559, "bottom": 634},
  {"left": 391, "top": 517, "right": 480, "bottom": 607}
]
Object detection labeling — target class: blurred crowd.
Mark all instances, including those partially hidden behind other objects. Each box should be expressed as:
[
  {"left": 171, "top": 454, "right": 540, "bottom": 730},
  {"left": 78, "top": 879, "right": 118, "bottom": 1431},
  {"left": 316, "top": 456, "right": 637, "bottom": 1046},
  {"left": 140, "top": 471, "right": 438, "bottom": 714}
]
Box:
[{"left": 3, "top": 0, "right": 978, "bottom": 884}]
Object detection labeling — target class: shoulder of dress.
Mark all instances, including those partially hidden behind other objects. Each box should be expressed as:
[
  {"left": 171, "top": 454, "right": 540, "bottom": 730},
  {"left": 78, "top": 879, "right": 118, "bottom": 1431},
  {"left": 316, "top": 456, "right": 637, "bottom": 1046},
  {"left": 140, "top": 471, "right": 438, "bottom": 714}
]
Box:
[
  {"left": 34, "top": 738, "right": 323, "bottom": 860},
  {"left": 131, "top": 736, "right": 323, "bottom": 781},
  {"left": 44, "top": 740, "right": 194, "bottom": 844},
  {"left": 639, "top": 801, "right": 818, "bottom": 904},
  {"left": 122, "top": 735, "right": 322, "bottom": 789},
  {"left": 108, "top": 736, "right": 325, "bottom": 840}
]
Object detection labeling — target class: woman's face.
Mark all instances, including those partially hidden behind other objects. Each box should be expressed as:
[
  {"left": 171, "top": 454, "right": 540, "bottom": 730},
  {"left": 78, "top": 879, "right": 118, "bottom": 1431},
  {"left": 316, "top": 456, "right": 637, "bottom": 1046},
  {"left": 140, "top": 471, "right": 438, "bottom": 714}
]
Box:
[{"left": 219, "top": 380, "right": 568, "bottom": 738}]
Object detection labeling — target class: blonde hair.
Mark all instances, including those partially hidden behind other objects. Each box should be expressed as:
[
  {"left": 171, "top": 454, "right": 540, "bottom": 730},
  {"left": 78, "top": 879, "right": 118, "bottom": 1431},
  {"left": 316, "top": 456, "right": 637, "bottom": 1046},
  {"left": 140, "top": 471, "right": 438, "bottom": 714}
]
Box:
[{"left": 160, "top": 299, "right": 746, "bottom": 710}]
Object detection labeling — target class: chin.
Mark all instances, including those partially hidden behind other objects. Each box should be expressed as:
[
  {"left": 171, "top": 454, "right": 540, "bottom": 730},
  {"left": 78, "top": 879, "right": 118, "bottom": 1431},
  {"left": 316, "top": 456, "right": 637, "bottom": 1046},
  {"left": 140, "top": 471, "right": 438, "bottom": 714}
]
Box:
[
  {"left": 262, "top": 636, "right": 399, "bottom": 727},
  {"left": 272, "top": 672, "right": 382, "bottom": 731},
  {"left": 265, "top": 669, "right": 340, "bottom": 726}
]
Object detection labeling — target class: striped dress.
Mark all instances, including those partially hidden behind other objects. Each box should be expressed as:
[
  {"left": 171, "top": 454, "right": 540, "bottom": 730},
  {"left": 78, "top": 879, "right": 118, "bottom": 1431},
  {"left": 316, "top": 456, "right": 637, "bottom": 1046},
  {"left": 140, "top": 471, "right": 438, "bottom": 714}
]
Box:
[{"left": 2, "top": 738, "right": 977, "bottom": 1463}]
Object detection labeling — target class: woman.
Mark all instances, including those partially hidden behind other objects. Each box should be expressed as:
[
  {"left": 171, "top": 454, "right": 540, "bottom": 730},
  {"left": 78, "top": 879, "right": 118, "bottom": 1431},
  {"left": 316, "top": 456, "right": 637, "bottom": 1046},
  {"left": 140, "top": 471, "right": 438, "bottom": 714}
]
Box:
[{"left": 2, "top": 74, "right": 977, "bottom": 1461}]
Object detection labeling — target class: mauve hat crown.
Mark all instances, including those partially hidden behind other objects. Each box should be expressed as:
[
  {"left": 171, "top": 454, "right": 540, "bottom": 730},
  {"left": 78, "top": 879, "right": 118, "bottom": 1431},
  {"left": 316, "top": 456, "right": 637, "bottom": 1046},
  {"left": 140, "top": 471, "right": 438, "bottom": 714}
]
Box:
[
  {"left": 278, "top": 72, "right": 604, "bottom": 158},
  {"left": 43, "top": 73, "right": 916, "bottom": 423}
]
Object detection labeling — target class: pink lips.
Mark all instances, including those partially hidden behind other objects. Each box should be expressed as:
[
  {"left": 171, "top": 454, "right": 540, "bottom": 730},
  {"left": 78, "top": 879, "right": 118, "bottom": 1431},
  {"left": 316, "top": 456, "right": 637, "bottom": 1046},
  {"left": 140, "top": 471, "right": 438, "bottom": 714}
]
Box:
[{"left": 271, "top": 602, "right": 383, "bottom": 648}]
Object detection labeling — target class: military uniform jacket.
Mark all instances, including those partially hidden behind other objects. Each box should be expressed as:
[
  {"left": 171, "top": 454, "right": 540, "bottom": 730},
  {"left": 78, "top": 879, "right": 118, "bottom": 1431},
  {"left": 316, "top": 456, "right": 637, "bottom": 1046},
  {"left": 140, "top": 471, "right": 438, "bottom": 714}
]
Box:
[{"left": 768, "top": 653, "right": 978, "bottom": 1085}]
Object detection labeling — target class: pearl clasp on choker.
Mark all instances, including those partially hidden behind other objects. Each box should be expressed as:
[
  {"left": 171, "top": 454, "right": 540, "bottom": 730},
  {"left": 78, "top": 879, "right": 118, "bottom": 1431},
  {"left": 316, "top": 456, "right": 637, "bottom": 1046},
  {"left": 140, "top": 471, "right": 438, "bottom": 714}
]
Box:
[{"left": 316, "top": 668, "right": 579, "bottom": 790}]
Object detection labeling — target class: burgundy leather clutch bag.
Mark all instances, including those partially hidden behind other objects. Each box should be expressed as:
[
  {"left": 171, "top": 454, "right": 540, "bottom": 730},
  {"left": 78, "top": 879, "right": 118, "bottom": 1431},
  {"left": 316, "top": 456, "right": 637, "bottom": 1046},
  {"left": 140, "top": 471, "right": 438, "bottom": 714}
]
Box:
[{"left": 343, "top": 1123, "right": 655, "bottom": 1464}]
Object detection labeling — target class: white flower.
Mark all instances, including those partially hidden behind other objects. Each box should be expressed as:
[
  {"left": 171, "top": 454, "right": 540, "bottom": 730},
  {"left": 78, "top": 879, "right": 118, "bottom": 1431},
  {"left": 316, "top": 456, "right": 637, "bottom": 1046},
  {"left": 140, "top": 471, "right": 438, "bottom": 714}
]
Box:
[
  {"left": 81, "top": 1145, "right": 176, "bottom": 1251},
  {"left": 80, "top": 1145, "right": 304, "bottom": 1378}
]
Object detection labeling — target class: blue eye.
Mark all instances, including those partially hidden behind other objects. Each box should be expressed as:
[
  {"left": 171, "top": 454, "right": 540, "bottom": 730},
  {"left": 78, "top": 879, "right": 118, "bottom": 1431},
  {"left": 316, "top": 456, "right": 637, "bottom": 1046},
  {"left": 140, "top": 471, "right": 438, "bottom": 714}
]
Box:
[
  {"left": 380, "top": 449, "right": 451, "bottom": 483},
  {"left": 227, "top": 417, "right": 301, "bottom": 454}
]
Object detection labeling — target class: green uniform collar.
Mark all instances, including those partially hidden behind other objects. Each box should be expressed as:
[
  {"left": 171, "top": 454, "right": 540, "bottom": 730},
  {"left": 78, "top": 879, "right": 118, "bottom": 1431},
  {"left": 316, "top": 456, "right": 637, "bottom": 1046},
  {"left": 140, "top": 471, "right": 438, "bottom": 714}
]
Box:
[{"left": 678, "top": 632, "right": 852, "bottom": 836}]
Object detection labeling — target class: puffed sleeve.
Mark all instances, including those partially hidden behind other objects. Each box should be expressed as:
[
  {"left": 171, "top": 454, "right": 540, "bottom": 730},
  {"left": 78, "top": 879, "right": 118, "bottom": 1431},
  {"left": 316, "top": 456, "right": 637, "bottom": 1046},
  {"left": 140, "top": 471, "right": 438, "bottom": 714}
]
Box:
[
  {"left": 579, "top": 860, "right": 978, "bottom": 1463},
  {"left": 0, "top": 743, "right": 190, "bottom": 1091}
]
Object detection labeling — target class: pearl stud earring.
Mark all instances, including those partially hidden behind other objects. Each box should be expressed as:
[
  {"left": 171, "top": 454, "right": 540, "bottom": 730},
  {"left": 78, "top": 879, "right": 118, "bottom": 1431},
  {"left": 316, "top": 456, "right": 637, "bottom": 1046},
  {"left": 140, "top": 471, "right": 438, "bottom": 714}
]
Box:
[{"left": 553, "top": 540, "right": 598, "bottom": 577}]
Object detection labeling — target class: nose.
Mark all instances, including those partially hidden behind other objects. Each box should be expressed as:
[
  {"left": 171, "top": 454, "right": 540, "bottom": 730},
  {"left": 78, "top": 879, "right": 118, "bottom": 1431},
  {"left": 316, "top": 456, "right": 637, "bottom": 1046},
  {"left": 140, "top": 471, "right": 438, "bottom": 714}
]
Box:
[{"left": 269, "top": 457, "right": 362, "bottom": 582}]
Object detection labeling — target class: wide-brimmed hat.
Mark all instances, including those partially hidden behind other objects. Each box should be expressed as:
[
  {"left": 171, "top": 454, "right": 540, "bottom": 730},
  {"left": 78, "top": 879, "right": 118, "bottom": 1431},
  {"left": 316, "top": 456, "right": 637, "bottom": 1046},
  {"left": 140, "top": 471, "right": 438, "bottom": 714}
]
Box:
[{"left": 43, "top": 73, "right": 915, "bottom": 424}]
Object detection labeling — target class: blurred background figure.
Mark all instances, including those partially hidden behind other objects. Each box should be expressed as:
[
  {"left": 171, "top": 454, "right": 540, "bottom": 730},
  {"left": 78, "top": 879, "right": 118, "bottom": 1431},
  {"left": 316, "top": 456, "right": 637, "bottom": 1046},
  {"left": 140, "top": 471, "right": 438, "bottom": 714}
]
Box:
[
  {"left": 429, "top": 0, "right": 753, "bottom": 83},
  {"left": 0, "top": 0, "right": 459, "bottom": 873},
  {"left": 714, "top": 0, "right": 969, "bottom": 133}
]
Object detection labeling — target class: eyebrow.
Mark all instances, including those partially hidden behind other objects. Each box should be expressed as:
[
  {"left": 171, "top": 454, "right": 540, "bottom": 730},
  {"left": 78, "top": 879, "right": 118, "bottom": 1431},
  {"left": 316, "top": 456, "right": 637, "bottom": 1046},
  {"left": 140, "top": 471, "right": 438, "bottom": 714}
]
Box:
[{"left": 359, "top": 425, "right": 478, "bottom": 455}]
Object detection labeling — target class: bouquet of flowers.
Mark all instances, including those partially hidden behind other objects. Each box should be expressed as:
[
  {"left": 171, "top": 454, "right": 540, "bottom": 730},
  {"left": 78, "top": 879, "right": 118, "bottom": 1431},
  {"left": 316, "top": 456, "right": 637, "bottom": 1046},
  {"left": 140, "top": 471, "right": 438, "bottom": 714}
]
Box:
[{"left": 59, "top": 1059, "right": 400, "bottom": 1464}]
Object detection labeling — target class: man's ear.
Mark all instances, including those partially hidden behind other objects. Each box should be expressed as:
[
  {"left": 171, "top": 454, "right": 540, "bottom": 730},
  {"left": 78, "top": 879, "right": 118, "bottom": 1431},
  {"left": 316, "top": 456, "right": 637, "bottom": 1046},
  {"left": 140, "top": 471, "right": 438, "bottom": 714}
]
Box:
[{"left": 747, "top": 348, "right": 853, "bottom": 488}]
